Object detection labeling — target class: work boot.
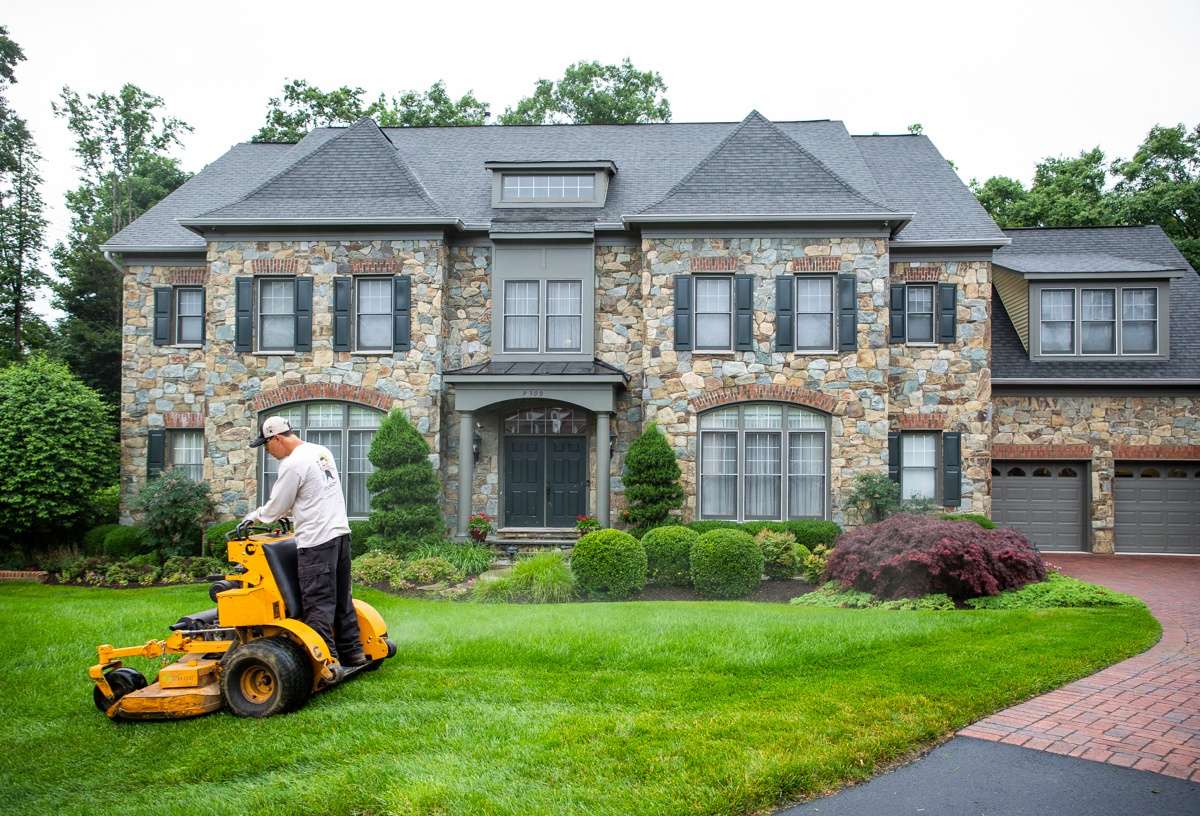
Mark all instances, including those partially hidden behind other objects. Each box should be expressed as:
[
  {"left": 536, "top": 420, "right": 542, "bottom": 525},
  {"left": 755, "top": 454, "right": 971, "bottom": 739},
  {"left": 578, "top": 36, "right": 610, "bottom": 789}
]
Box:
[{"left": 340, "top": 650, "right": 369, "bottom": 668}]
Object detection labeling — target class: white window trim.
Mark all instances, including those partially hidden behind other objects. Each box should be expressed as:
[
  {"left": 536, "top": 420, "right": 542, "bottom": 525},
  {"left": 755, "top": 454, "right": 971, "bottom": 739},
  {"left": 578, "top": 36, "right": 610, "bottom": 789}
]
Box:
[
  {"left": 256, "top": 276, "right": 297, "bottom": 353},
  {"left": 1035, "top": 284, "right": 1167, "bottom": 359},
  {"left": 693, "top": 274, "right": 735, "bottom": 353},
  {"left": 1121, "top": 287, "right": 1159, "bottom": 356},
  {"left": 544, "top": 279, "right": 583, "bottom": 353},
  {"left": 502, "top": 279, "right": 543, "bottom": 354},
  {"left": 900, "top": 431, "right": 940, "bottom": 503},
  {"left": 167, "top": 428, "right": 204, "bottom": 482},
  {"left": 1079, "top": 287, "right": 1118, "bottom": 357},
  {"left": 697, "top": 403, "right": 830, "bottom": 522},
  {"left": 500, "top": 173, "right": 597, "bottom": 204},
  {"left": 172, "top": 286, "right": 205, "bottom": 348},
  {"left": 352, "top": 276, "right": 393, "bottom": 354},
  {"left": 794, "top": 275, "right": 837, "bottom": 354},
  {"left": 905, "top": 283, "right": 936, "bottom": 345},
  {"left": 1038, "top": 287, "right": 1077, "bottom": 356}
]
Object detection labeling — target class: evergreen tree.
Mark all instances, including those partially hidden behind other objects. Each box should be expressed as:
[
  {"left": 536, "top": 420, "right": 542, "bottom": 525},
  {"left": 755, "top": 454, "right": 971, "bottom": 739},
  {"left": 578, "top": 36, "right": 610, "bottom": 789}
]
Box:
[
  {"left": 366, "top": 409, "right": 445, "bottom": 554},
  {"left": 0, "top": 100, "right": 46, "bottom": 364},
  {"left": 620, "top": 423, "right": 684, "bottom": 535}
]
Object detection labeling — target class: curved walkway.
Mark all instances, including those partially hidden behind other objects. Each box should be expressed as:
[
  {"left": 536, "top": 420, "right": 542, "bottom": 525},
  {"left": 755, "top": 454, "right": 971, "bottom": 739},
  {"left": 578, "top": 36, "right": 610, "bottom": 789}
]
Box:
[{"left": 959, "top": 553, "right": 1200, "bottom": 782}]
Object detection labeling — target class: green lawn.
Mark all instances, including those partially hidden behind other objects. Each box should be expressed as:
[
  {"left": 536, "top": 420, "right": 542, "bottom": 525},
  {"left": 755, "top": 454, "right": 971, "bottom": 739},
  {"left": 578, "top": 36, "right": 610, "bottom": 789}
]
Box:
[{"left": 0, "top": 583, "right": 1158, "bottom": 816}]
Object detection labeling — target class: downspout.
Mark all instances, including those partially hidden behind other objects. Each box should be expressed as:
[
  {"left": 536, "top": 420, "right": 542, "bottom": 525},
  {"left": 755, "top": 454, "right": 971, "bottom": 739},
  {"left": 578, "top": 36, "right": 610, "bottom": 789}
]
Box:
[{"left": 102, "top": 249, "right": 124, "bottom": 275}]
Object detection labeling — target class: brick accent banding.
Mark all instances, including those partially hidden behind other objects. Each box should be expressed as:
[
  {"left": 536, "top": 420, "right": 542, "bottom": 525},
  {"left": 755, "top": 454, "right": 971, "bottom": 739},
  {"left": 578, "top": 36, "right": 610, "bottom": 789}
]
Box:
[
  {"left": 251, "top": 258, "right": 300, "bottom": 275},
  {"left": 164, "top": 411, "right": 205, "bottom": 429},
  {"left": 688, "top": 256, "right": 738, "bottom": 272},
  {"left": 690, "top": 384, "right": 837, "bottom": 414},
  {"left": 168, "top": 267, "right": 208, "bottom": 286},
  {"left": 992, "top": 443, "right": 1092, "bottom": 460},
  {"left": 789, "top": 257, "right": 841, "bottom": 272},
  {"left": 905, "top": 266, "right": 942, "bottom": 281},
  {"left": 1113, "top": 444, "right": 1200, "bottom": 461},
  {"left": 350, "top": 259, "right": 398, "bottom": 275},
  {"left": 251, "top": 383, "right": 394, "bottom": 413},
  {"left": 897, "top": 413, "right": 945, "bottom": 430}
]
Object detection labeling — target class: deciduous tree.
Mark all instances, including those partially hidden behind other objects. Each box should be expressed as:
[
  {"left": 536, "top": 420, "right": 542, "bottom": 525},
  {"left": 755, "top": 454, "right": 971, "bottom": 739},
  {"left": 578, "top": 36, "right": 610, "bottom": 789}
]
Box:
[{"left": 500, "top": 59, "right": 671, "bottom": 125}]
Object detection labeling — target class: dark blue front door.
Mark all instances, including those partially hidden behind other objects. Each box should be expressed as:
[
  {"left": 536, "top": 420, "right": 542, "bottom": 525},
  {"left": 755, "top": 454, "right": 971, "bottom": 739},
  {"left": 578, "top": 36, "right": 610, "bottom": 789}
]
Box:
[{"left": 547, "top": 437, "right": 587, "bottom": 527}]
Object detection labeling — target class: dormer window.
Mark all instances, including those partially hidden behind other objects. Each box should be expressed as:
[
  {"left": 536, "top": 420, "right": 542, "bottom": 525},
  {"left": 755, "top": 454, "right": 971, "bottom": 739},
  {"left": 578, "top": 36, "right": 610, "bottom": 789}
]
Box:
[
  {"left": 485, "top": 160, "right": 615, "bottom": 209},
  {"left": 502, "top": 174, "right": 595, "bottom": 203},
  {"left": 1030, "top": 281, "right": 1169, "bottom": 360}
]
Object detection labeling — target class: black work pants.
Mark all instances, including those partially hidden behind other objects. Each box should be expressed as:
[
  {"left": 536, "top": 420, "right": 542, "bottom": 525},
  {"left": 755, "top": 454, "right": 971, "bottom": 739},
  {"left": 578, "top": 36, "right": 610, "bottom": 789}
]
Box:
[{"left": 297, "top": 534, "right": 364, "bottom": 662}]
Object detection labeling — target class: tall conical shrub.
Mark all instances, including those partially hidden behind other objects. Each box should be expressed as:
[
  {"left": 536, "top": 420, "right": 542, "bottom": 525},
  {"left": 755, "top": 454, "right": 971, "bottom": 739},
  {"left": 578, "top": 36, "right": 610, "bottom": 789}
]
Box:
[
  {"left": 620, "top": 422, "right": 684, "bottom": 536},
  {"left": 366, "top": 409, "right": 445, "bottom": 554}
]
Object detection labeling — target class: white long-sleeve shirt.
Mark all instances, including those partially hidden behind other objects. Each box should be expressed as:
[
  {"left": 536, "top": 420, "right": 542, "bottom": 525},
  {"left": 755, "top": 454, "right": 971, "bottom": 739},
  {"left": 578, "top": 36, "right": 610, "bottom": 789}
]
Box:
[{"left": 249, "top": 442, "right": 351, "bottom": 549}]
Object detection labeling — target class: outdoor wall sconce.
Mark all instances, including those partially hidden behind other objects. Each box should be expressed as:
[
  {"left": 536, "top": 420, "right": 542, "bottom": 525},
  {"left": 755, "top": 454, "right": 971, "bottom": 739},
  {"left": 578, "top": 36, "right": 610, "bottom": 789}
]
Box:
[
  {"left": 472, "top": 431, "right": 482, "bottom": 464},
  {"left": 609, "top": 425, "right": 618, "bottom": 456}
]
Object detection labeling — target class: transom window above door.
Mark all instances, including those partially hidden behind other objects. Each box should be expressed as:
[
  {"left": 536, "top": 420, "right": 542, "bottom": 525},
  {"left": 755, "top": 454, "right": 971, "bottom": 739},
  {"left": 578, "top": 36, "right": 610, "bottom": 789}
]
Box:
[
  {"left": 504, "top": 406, "right": 586, "bottom": 435},
  {"left": 698, "top": 402, "right": 828, "bottom": 522}
]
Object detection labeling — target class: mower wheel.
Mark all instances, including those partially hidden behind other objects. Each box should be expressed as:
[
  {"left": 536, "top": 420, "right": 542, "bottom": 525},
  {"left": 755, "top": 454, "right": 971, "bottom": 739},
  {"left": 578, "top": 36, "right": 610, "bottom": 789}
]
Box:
[
  {"left": 92, "top": 667, "right": 148, "bottom": 712},
  {"left": 220, "top": 637, "right": 311, "bottom": 718},
  {"left": 364, "top": 637, "right": 397, "bottom": 672}
]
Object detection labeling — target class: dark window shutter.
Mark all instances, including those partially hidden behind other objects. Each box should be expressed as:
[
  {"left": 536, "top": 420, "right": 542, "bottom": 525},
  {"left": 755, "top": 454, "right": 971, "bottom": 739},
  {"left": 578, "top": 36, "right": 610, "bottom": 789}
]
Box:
[
  {"left": 837, "top": 273, "right": 857, "bottom": 351},
  {"left": 942, "top": 432, "right": 962, "bottom": 507},
  {"left": 199, "top": 288, "right": 206, "bottom": 347},
  {"left": 888, "top": 431, "right": 901, "bottom": 483},
  {"left": 775, "top": 276, "right": 794, "bottom": 352},
  {"left": 673, "top": 275, "right": 693, "bottom": 351},
  {"left": 393, "top": 276, "right": 411, "bottom": 353},
  {"left": 734, "top": 274, "right": 754, "bottom": 351},
  {"left": 235, "top": 277, "right": 253, "bottom": 352},
  {"left": 147, "top": 428, "right": 166, "bottom": 479},
  {"left": 333, "top": 277, "right": 351, "bottom": 352},
  {"left": 294, "top": 277, "right": 313, "bottom": 352},
  {"left": 938, "top": 283, "right": 957, "bottom": 343},
  {"left": 153, "top": 287, "right": 172, "bottom": 346},
  {"left": 889, "top": 284, "right": 907, "bottom": 343}
]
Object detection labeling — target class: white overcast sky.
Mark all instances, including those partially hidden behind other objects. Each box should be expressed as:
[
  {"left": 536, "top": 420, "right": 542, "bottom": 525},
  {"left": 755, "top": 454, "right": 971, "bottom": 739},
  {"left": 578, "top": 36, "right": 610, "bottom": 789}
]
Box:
[{"left": 7, "top": 0, "right": 1200, "bottom": 319}]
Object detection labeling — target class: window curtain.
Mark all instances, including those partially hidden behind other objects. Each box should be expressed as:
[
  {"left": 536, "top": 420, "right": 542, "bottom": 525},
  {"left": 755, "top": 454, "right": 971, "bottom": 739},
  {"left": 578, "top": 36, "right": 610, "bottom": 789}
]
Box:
[
  {"left": 788, "top": 432, "right": 824, "bottom": 518},
  {"left": 744, "top": 432, "right": 781, "bottom": 518},
  {"left": 795, "top": 277, "right": 833, "bottom": 348},
  {"left": 170, "top": 430, "right": 204, "bottom": 482},
  {"left": 1040, "top": 290, "right": 1075, "bottom": 353},
  {"left": 546, "top": 280, "right": 581, "bottom": 351},
  {"left": 900, "top": 433, "right": 937, "bottom": 500},
  {"left": 176, "top": 289, "right": 204, "bottom": 344},
  {"left": 700, "top": 432, "right": 737, "bottom": 517},
  {"left": 1122, "top": 289, "right": 1157, "bottom": 353},
  {"left": 1081, "top": 289, "right": 1116, "bottom": 354},
  {"left": 504, "top": 280, "right": 539, "bottom": 351},
  {"left": 356, "top": 278, "right": 392, "bottom": 349},
  {"left": 259, "top": 279, "right": 296, "bottom": 350},
  {"left": 695, "top": 277, "right": 732, "bottom": 348}
]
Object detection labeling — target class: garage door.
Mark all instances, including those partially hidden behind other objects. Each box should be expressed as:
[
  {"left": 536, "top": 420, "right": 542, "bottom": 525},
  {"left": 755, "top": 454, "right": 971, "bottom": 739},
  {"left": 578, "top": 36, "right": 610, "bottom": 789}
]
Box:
[
  {"left": 992, "top": 462, "right": 1086, "bottom": 551},
  {"left": 1114, "top": 463, "right": 1200, "bottom": 554}
]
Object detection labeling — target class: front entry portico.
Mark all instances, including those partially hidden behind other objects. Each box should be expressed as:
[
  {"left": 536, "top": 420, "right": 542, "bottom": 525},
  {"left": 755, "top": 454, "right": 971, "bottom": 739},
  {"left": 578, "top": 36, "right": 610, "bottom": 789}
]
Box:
[{"left": 445, "top": 359, "right": 627, "bottom": 538}]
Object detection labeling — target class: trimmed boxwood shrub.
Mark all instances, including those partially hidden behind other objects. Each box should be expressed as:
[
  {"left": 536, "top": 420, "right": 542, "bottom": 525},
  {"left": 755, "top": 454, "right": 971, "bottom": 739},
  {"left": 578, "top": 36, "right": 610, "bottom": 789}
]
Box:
[
  {"left": 102, "top": 525, "right": 150, "bottom": 558},
  {"left": 641, "top": 525, "right": 698, "bottom": 586},
  {"left": 367, "top": 409, "right": 446, "bottom": 555},
  {"left": 686, "top": 519, "right": 841, "bottom": 549},
  {"left": 826, "top": 513, "right": 1045, "bottom": 601},
  {"left": 621, "top": 423, "right": 685, "bottom": 535},
  {"left": 84, "top": 523, "right": 121, "bottom": 555},
  {"left": 689, "top": 529, "right": 763, "bottom": 599},
  {"left": 939, "top": 513, "right": 996, "bottom": 529},
  {"left": 348, "top": 519, "right": 374, "bottom": 558},
  {"left": 571, "top": 529, "right": 647, "bottom": 599}
]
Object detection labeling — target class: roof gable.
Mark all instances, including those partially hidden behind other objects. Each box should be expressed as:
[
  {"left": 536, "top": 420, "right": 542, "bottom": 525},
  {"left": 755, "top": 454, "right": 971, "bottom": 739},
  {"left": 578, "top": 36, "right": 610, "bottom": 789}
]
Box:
[
  {"left": 638, "top": 111, "right": 895, "bottom": 217},
  {"left": 196, "top": 118, "right": 446, "bottom": 222}
]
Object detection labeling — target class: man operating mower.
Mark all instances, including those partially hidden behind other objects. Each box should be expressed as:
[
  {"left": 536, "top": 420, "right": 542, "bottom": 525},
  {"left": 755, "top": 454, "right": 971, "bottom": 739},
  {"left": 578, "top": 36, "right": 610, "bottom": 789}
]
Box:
[{"left": 244, "top": 415, "right": 367, "bottom": 674}]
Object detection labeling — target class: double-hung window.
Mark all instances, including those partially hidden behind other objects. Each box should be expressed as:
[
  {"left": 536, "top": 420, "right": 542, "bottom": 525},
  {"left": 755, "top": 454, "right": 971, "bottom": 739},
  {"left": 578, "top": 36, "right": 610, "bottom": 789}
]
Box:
[
  {"left": 1081, "top": 289, "right": 1116, "bottom": 354},
  {"left": 503, "top": 280, "right": 541, "bottom": 352},
  {"left": 1122, "top": 288, "right": 1158, "bottom": 354},
  {"left": 906, "top": 284, "right": 935, "bottom": 343},
  {"left": 900, "top": 433, "right": 938, "bottom": 501},
  {"left": 355, "top": 278, "right": 392, "bottom": 351},
  {"left": 698, "top": 403, "right": 829, "bottom": 521},
  {"left": 168, "top": 429, "right": 204, "bottom": 482},
  {"left": 258, "top": 278, "right": 296, "bottom": 351},
  {"left": 546, "top": 281, "right": 582, "bottom": 352},
  {"left": 1039, "top": 288, "right": 1076, "bottom": 355},
  {"left": 694, "top": 276, "right": 733, "bottom": 351},
  {"left": 795, "top": 276, "right": 835, "bottom": 351},
  {"left": 175, "top": 288, "right": 204, "bottom": 345}
]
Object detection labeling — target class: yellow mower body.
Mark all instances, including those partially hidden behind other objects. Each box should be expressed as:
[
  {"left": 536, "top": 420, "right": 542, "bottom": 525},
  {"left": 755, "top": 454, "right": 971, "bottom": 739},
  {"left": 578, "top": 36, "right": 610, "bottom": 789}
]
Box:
[{"left": 89, "top": 524, "right": 395, "bottom": 720}]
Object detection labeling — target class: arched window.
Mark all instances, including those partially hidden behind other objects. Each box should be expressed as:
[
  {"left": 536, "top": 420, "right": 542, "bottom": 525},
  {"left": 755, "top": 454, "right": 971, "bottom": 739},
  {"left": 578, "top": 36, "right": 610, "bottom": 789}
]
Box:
[
  {"left": 1168, "top": 468, "right": 1188, "bottom": 479},
  {"left": 991, "top": 467, "right": 1000, "bottom": 476},
  {"left": 698, "top": 403, "right": 828, "bottom": 521},
  {"left": 1032, "top": 467, "right": 1052, "bottom": 477},
  {"left": 1140, "top": 468, "right": 1161, "bottom": 478},
  {"left": 1058, "top": 467, "right": 1078, "bottom": 477},
  {"left": 260, "top": 401, "right": 384, "bottom": 518},
  {"left": 1006, "top": 467, "right": 1026, "bottom": 477},
  {"left": 503, "top": 406, "right": 585, "bottom": 435},
  {"left": 1115, "top": 467, "right": 1133, "bottom": 478}
]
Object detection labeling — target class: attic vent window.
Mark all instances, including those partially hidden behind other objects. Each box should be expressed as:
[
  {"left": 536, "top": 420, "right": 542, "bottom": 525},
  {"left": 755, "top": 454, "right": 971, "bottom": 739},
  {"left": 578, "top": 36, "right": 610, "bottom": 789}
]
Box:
[{"left": 502, "top": 174, "right": 595, "bottom": 203}]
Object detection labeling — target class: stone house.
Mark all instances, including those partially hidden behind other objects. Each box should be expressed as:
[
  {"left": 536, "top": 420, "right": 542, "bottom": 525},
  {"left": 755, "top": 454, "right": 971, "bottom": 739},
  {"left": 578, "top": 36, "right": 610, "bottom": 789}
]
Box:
[{"left": 104, "top": 112, "right": 1200, "bottom": 555}]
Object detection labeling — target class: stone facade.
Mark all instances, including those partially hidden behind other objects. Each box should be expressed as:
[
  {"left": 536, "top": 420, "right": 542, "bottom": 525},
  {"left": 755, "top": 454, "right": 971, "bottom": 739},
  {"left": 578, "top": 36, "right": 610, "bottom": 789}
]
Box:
[
  {"left": 992, "top": 393, "right": 1200, "bottom": 552},
  {"left": 120, "top": 238, "right": 447, "bottom": 522},
  {"left": 121, "top": 233, "right": 999, "bottom": 531}
]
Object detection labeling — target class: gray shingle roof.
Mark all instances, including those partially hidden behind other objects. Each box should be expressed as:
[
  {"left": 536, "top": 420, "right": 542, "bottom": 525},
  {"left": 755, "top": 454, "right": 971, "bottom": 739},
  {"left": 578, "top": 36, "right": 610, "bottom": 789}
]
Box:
[
  {"left": 854, "top": 135, "right": 1008, "bottom": 245},
  {"left": 995, "top": 226, "right": 1193, "bottom": 272},
  {"left": 105, "top": 114, "right": 1007, "bottom": 251},
  {"left": 194, "top": 118, "right": 446, "bottom": 223},
  {"left": 993, "top": 226, "right": 1200, "bottom": 381},
  {"left": 637, "top": 111, "right": 895, "bottom": 216}
]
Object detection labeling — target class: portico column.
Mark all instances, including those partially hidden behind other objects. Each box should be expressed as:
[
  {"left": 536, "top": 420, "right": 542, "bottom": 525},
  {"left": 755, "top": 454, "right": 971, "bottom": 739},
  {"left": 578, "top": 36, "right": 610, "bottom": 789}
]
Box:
[
  {"left": 456, "top": 410, "right": 474, "bottom": 539},
  {"left": 596, "top": 411, "right": 611, "bottom": 528}
]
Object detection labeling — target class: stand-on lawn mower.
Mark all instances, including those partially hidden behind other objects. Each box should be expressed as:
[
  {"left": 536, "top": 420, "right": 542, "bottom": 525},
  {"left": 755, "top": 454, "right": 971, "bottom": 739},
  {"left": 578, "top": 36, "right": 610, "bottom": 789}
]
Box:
[{"left": 89, "top": 519, "right": 396, "bottom": 720}]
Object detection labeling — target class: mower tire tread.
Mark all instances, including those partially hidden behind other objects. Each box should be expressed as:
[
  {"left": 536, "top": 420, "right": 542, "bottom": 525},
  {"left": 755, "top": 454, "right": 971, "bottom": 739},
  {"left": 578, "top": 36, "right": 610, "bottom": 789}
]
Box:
[{"left": 220, "top": 637, "right": 311, "bottom": 718}]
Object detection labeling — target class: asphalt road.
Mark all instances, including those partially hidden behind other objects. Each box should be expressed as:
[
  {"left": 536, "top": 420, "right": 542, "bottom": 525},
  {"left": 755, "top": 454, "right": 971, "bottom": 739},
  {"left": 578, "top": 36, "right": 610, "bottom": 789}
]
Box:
[{"left": 778, "top": 737, "right": 1200, "bottom": 816}]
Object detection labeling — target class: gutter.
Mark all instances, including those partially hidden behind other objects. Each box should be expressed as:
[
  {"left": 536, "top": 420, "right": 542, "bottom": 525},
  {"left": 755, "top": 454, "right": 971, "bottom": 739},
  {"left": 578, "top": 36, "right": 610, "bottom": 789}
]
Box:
[
  {"left": 891, "top": 238, "right": 1011, "bottom": 248},
  {"left": 622, "top": 211, "right": 913, "bottom": 224},
  {"left": 101, "top": 250, "right": 125, "bottom": 275},
  {"left": 992, "top": 378, "right": 1200, "bottom": 386}
]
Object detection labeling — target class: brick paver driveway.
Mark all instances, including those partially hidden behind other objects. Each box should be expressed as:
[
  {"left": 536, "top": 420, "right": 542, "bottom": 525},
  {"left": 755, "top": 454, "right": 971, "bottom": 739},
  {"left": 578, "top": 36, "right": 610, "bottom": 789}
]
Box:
[{"left": 960, "top": 554, "right": 1200, "bottom": 782}]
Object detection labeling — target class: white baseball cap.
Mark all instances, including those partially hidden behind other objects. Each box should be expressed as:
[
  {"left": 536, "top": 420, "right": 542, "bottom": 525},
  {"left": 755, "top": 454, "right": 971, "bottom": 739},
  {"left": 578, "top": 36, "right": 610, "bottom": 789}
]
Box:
[{"left": 250, "top": 416, "right": 295, "bottom": 448}]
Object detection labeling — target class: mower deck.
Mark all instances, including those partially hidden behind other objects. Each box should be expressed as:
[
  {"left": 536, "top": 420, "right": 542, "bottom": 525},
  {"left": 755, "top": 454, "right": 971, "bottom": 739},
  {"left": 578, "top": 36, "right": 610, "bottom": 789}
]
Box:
[{"left": 110, "top": 681, "right": 223, "bottom": 720}]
